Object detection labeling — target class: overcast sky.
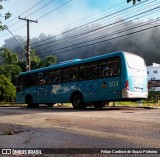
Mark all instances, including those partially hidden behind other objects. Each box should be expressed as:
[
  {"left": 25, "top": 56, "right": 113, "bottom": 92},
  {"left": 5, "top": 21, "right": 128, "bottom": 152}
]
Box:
[{"left": 0, "top": 0, "right": 132, "bottom": 46}]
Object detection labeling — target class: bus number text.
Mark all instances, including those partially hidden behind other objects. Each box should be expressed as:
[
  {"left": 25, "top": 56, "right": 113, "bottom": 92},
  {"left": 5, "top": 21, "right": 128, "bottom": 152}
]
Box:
[{"left": 109, "top": 81, "right": 119, "bottom": 88}]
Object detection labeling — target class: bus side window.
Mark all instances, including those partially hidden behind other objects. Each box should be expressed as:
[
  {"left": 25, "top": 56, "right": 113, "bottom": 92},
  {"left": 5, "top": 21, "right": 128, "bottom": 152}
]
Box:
[
  {"left": 49, "top": 70, "right": 54, "bottom": 84},
  {"left": 103, "top": 66, "right": 110, "bottom": 77},
  {"left": 79, "top": 66, "right": 86, "bottom": 80},
  {"left": 44, "top": 72, "right": 49, "bottom": 84},
  {"left": 55, "top": 70, "right": 62, "bottom": 84},
  {"left": 85, "top": 64, "right": 98, "bottom": 79},
  {"left": 70, "top": 67, "right": 78, "bottom": 81},
  {"left": 79, "top": 63, "right": 98, "bottom": 80},
  {"left": 99, "top": 57, "right": 120, "bottom": 78},
  {"left": 108, "top": 58, "right": 121, "bottom": 76},
  {"left": 38, "top": 72, "right": 45, "bottom": 85},
  {"left": 99, "top": 62, "right": 109, "bottom": 78},
  {"left": 26, "top": 74, "right": 37, "bottom": 87},
  {"left": 49, "top": 70, "right": 62, "bottom": 84},
  {"left": 62, "top": 68, "right": 70, "bottom": 82}
]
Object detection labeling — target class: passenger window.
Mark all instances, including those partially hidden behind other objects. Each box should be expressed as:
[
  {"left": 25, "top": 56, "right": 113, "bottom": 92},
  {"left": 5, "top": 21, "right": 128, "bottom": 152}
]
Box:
[
  {"left": 70, "top": 67, "right": 78, "bottom": 81},
  {"left": 85, "top": 64, "right": 98, "bottom": 79},
  {"left": 26, "top": 74, "right": 37, "bottom": 87},
  {"left": 99, "top": 62, "right": 109, "bottom": 77},
  {"left": 99, "top": 57, "right": 120, "bottom": 78},
  {"left": 37, "top": 72, "right": 45, "bottom": 85},
  {"left": 49, "top": 70, "right": 62, "bottom": 84},
  {"left": 79, "top": 63, "right": 98, "bottom": 80},
  {"left": 62, "top": 68, "right": 70, "bottom": 82},
  {"left": 79, "top": 66, "right": 86, "bottom": 80},
  {"left": 37, "top": 72, "right": 49, "bottom": 85}
]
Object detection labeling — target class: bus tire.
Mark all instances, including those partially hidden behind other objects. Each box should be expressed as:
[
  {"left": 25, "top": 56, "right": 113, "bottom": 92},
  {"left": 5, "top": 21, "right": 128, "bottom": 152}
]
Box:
[
  {"left": 93, "top": 101, "right": 105, "bottom": 108},
  {"left": 26, "top": 96, "right": 38, "bottom": 108},
  {"left": 71, "top": 93, "right": 86, "bottom": 109}
]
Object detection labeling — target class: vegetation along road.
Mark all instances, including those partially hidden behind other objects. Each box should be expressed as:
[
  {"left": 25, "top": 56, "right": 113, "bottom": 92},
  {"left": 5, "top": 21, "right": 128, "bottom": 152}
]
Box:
[{"left": 0, "top": 106, "right": 159, "bottom": 156}]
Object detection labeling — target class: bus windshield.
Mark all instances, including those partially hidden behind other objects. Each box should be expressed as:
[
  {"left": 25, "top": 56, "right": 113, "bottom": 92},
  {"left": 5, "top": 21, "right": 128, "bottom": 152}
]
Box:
[{"left": 125, "top": 53, "right": 145, "bottom": 71}]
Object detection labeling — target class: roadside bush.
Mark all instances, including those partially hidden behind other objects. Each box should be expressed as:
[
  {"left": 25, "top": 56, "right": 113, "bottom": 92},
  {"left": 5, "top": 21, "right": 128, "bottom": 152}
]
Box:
[{"left": 0, "top": 74, "right": 16, "bottom": 102}]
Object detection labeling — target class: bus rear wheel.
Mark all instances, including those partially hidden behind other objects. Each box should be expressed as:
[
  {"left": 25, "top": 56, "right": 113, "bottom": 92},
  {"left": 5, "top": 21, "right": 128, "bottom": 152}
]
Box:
[
  {"left": 71, "top": 93, "right": 86, "bottom": 109},
  {"left": 93, "top": 101, "right": 105, "bottom": 108}
]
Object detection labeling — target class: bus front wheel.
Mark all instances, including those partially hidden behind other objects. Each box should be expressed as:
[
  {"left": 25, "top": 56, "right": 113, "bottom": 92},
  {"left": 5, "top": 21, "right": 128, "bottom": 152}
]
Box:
[
  {"left": 26, "top": 96, "right": 38, "bottom": 108},
  {"left": 71, "top": 93, "right": 86, "bottom": 109}
]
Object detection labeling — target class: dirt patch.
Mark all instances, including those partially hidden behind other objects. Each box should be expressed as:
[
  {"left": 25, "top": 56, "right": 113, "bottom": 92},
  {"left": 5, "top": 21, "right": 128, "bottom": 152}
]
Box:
[{"left": 0, "top": 123, "right": 30, "bottom": 135}]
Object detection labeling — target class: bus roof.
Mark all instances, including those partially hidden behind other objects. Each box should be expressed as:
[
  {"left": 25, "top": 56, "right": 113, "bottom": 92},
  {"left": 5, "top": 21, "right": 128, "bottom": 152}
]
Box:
[{"left": 19, "top": 51, "right": 130, "bottom": 76}]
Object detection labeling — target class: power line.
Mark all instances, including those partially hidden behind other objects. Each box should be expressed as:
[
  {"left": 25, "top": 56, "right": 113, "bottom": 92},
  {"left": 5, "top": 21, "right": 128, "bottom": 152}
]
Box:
[
  {"left": 15, "top": 0, "right": 159, "bottom": 59},
  {"left": 2, "top": 0, "right": 45, "bottom": 26},
  {"left": 0, "top": 0, "right": 73, "bottom": 39},
  {"left": 31, "top": 0, "right": 154, "bottom": 48},
  {"left": 5, "top": 27, "right": 26, "bottom": 54},
  {"left": 31, "top": 0, "right": 158, "bottom": 52},
  {"left": 41, "top": 2, "right": 126, "bottom": 36},
  {"left": 28, "top": 1, "right": 127, "bottom": 46},
  {"left": 33, "top": 7, "right": 160, "bottom": 58},
  {"left": 0, "top": 0, "right": 148, "bottom": 41},
  {"left": 2, "top": 0, "right": 56, "bottom": 31},
  {"left": 5, "top": 0, "right": 160, "bottom": 59},
  {"left": 37, "top": 0, "right": 73, "bottom": 20},
  {"left": 37, "top": 23, "right": 160, "bottom": 57},
  {"left": 27, "top": 0, "right": 57, "bottom": 18},
  {"left": 10, "top": 0, "right": 74, "bottom": 57},
  {"left": 10, "top": 1, "right": 127, "bottom": 52},
  {"left": 0, "top": 1, "right": 56, "bottom": 38}
]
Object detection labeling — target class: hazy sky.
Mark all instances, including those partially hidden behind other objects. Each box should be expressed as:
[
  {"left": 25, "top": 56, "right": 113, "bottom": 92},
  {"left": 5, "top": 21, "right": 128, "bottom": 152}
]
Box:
[{"left": 0, "top": 0, "right": 131, "bottom": 46}]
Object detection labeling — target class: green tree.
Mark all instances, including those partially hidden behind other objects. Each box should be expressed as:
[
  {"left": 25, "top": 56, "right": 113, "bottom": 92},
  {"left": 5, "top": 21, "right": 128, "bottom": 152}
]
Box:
[
  {"left": 18, "top": 50, "right": 57, "bottom": 70},
  {"left": 0, "top": 1, "right": 11, "bottom": 30},
  {"left": 0, "top": 48, "right": 21, "bottom": 85},
  {"left": 0, "top": 48, "right": 18, "bottom": 65},
  {"left": 40, "top": 55, "right": 57, "bottom": 67},
  {"left": 0, "top": 74, "right": 16, "bottom": 102},
  {"left": 18, "top": 60, "right": 26, "bottom": 72},
  {"left": 18, "top": 49, "right": 42, "bottom": 71},
  {"left": 0, "top": 64, "right": 21, "bottom": 85},
  {"left": 30, "top": 49, "right": 41, "bottom": 70}
]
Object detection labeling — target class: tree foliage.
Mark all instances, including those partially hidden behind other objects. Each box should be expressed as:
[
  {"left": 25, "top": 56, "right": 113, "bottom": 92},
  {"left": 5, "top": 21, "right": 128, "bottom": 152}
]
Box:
[
  {"left": 0, "top": 64, "right": 21, "bottom": 85},
  {"left": 0, "top": 48, "right": 21, "bottom": 85},
  {"left": 0, "top": 48, "right": 18, "bottom": 64},
  {"left": 39, "top": 55, "right": 57, "bottom": 68},
  {"left": 0, "top": 0, "right": 11, "bottom": 31},
  {"left": 0, "top": 48, "right": 57, "bottom": 101},
  {"left": 18, "top": 50, "right": 57, "bottom": 70},
  {"left": 0, "top": 74, "right": 16, "bottom": 102},
  {"left": 30, "top": 50, "right": 42, "bottom": 70}
]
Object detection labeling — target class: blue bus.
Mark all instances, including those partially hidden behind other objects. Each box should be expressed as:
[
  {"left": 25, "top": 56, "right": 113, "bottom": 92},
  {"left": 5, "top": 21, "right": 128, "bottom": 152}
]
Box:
[{"left": 16, "top": 51, "right": 148, "bottom": 108}]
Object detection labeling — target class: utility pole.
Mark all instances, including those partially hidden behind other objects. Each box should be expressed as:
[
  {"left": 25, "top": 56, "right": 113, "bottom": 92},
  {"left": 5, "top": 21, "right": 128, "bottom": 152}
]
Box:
[{"left": 19, "top": 16, "right": 38, "bottom": 71}]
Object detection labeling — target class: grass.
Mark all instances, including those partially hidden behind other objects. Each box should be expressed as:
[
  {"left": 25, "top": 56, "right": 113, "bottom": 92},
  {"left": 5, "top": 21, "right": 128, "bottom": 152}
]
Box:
[
  {"left": 0, "top": 102, "right": 27, "bottom": 107},
  {"left": 116, "top": 101, "right": 160, "bottom": 107}
]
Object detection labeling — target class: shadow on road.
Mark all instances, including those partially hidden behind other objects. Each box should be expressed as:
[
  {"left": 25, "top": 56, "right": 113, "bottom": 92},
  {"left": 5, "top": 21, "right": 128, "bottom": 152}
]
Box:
[{"left": 0, "top": 105, "right": 156, "bottom": 117}]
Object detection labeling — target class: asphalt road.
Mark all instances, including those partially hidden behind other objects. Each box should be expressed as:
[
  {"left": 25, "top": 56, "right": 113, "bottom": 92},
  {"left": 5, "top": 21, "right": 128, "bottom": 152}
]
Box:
[{"left": 0, "top": 106, "right": 159, "bottom": 157}]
